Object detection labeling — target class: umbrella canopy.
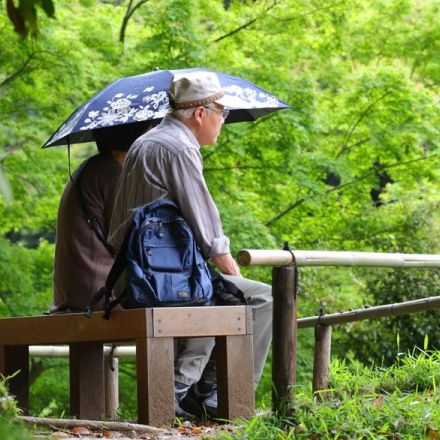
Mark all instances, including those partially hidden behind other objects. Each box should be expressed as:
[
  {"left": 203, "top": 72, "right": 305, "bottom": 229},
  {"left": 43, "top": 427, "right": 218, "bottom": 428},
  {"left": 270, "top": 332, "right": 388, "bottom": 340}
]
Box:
[{"left": 43, "top": 68, "right": 290, "bottom": 148}]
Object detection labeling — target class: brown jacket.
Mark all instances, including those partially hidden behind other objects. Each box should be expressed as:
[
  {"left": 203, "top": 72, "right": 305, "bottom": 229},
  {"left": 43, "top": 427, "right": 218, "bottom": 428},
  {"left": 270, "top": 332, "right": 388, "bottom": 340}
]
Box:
[{"left": 51, "top": 153, "right": 121, "bottom": 312}]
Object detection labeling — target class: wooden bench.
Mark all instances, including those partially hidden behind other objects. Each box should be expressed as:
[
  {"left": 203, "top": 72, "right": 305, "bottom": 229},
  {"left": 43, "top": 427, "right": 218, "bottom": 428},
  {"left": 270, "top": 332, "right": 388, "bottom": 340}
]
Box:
[{"left": 0, "top": 306, "right": 254, "bottom": 426}]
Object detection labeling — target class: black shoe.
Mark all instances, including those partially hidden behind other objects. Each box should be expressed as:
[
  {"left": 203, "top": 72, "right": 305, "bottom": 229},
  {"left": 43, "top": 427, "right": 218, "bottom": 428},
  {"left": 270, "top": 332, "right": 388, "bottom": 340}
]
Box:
[
  {"left": 174, "top": 381, "right": 197, "bottom": 420},
  {"left": 183, "top": 379, "right": 218, "bottom": 419}
]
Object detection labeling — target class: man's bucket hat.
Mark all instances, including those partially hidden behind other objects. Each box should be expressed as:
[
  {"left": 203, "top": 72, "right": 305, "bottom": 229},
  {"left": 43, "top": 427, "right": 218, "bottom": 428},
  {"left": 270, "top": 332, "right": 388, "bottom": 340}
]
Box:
[{"left": 169, "top": 71, "right": 229, "bottom": 109}]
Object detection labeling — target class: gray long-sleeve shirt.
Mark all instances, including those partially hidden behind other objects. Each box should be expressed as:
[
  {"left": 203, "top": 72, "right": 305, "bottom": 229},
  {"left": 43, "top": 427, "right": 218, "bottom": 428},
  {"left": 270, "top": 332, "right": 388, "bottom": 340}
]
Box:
[{"left": 108, "top": 115, "right": 230, "bottom": 258}]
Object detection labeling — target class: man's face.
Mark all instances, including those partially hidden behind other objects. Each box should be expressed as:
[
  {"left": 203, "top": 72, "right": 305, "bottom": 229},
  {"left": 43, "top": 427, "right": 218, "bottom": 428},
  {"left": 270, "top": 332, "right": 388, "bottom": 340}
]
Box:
[{"left": 198, "top": 103, "right": 226, "bottom": 145}]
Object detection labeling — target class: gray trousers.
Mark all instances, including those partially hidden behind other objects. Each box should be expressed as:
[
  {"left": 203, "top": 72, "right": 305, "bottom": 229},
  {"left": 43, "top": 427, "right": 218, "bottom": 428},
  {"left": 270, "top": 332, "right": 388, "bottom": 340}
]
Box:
[{"left": 174, "top": 275, "right": 273, "bottom": 389}]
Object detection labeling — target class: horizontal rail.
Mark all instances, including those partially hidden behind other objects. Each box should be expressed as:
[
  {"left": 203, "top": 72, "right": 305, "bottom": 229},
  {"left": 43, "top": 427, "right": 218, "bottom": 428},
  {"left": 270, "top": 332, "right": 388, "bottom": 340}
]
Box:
[
  {"left": 297, "top": 295, "right": 440, "bottom": 328},
  {"left": 237, "top": 249, "right": 440, "bottom": 268},
  {"left": 29, "top": 345, "right": 136, "bottom": 358},
  {"left": 29, "top": 294, "right": 440, "bottom": 351}
]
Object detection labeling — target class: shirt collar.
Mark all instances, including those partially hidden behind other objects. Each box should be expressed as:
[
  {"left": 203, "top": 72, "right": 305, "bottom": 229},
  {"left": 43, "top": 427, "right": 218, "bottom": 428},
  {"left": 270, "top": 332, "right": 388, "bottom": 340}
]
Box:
[{"left": 161, "top": 114, "right": 200, "bottom": 149}]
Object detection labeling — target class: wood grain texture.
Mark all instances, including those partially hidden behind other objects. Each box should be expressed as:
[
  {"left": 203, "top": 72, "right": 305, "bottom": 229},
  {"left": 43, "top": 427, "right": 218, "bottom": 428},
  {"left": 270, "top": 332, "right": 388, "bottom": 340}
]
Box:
[
  {"left": 0, "top": 306, "right": 254, "bottom": 426},
  {"left": 136, "top": 337, "right": 174, "bottom": 426},
  {"left": 152, "top": 306, "right": 247, "bottom": 337},
  {"left": 216, "top": 335, "right": 255, "bottom": 420},
  {"left": 70, "top": 342, "right": 105, "bottom": 420},
  {"left": 312, "top": 324, "right": 332, "bottom": 400},
  {"left": 0, "top": 309, "right": 152, "bottom": 345},
  {"left": 271, "top": 265, "right": 297, "bottom": 415}
]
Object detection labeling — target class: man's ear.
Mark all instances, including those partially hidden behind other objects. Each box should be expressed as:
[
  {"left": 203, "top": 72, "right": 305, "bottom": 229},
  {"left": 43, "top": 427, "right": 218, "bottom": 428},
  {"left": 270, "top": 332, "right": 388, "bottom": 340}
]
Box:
[{"left": 192, "top": 106, "right": 205, "bottom": 125}]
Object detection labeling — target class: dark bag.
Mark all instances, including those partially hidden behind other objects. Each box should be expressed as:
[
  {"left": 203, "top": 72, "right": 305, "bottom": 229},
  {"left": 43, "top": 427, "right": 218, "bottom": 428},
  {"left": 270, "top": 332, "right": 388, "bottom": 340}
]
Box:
[
  {"left": 86, "top": 199, "right": 213, "bottom": 319},
  {"left": 209, "top": 265, "right": 248, "bottom": 306}
]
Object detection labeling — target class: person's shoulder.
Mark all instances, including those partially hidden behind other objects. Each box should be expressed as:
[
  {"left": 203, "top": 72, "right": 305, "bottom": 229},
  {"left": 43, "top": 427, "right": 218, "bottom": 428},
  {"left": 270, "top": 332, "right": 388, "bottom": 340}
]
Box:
[
  {"left": 81, "top": 154, "right": 121, "bottom": 182},
  {"left": 87, "top": 153, "right": 119, "bottom": 168},
  {"left": 137, "top": 125, "right": 196, "bottom": 157}
]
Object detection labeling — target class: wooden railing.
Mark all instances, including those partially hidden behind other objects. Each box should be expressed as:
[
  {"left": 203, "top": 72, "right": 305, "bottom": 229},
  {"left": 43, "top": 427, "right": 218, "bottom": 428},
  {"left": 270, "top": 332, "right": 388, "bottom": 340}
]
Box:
[{"left": 237, "top": 248, "right": 440, "bottom": 415}]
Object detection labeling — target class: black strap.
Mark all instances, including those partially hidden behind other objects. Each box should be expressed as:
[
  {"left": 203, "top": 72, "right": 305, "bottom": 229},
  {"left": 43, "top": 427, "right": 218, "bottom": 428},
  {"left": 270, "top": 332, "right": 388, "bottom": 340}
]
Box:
[
  {"left": 208, "top": 265, "right": 248, "bottom": 305},
  {"left": 84, "top": 227, "right": 131, "bottom": 319},
  {"left": 68, "top": 137, "right": 74, "bottom": 184},
  {"left": 76, "top": 157, "right": 115, "bottom": 258},
  {"left": 283, "top": 241, "right": 299, "bottom": 298}
]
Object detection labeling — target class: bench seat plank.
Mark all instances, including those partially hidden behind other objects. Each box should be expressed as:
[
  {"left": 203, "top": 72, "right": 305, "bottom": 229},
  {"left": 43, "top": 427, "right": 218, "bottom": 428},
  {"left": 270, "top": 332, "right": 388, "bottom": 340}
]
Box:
[
  {"left": 153, "top": 307, "right": 247, "bottom": 338},
  {"left": 0, "top": 306, "right": 248, "bottom": 345}
]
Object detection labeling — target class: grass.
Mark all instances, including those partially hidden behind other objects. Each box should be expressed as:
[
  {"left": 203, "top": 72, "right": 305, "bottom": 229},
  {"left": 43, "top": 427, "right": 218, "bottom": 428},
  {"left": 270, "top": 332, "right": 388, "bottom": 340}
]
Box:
[
  {"left": 0, "top": 374, "right": 32, "bottom": 439},
  {"left": 4, "top": 348, "right": 440, "bottom": 439},
  {"left": 218, "top": 349, "right": 440, "bottom": 439}
]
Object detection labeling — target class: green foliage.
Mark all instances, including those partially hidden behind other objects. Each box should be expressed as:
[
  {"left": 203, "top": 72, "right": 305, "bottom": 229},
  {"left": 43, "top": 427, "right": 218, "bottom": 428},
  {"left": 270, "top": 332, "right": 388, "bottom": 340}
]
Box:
[
  {"left": 220, "top": 350, "right": 440, "bottom": 439},
  {"left": 1, "top": 0, "right": 440, "bottom": 423},
  {"left": 0, "top": 376, "right": 32, "bottom": 439},
  {"left": 334, "top": 199, "right": 440, "bottom": 364},
  {"left": 0, "top": 374, "right": 20, "bottom": 419},
  {"left": 29, "top": 358, "right": 68, "bottom": 416}
]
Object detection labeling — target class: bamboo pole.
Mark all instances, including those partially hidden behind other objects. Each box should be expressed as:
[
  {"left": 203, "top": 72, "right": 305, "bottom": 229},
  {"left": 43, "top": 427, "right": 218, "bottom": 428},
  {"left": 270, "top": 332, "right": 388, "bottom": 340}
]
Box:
[
  {"left": 297, "top": 295, "right": 440, "bottom": 328},
  {"left": 104, "top": 358, "right": 119, "bottom": 419},
  {"left": 271, "top": 265, "right": 297, "bottom": 416},
  {"left": 312, "top": 325, "right": 332, "bottom": 400},
  {"left": 29, "top": 345, "right": 136, "bottom": 357},
  {"left": 237, "top": 249, "right": 440, "bottom": 268}
]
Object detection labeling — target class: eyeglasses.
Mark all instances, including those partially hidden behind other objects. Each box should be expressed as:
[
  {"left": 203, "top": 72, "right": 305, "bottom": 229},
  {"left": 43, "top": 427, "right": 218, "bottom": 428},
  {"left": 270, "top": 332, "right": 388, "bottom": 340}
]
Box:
[{"left": 204, "top": 106, "right": 229, "bottom": 120}]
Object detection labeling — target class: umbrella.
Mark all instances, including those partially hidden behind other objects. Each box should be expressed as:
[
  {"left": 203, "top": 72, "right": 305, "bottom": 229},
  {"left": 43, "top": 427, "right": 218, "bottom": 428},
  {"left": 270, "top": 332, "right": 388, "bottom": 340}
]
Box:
[{"left": 43, "top": 68, "right": 290, "bottom": 148}]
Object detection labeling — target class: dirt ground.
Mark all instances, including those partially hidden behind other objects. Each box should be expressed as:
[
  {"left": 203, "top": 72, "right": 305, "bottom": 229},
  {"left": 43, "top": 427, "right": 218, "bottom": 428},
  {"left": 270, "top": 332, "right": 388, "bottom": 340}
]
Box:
[{"left": 30, "top": 419, "right": 237, "bottom": 439}]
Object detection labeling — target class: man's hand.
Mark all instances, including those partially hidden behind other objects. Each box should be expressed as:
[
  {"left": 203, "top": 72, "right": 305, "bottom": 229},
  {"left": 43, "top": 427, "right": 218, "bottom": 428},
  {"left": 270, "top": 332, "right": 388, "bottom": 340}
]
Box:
[{"left": 211, "top": 253, "right": 241, "bottom": 277}]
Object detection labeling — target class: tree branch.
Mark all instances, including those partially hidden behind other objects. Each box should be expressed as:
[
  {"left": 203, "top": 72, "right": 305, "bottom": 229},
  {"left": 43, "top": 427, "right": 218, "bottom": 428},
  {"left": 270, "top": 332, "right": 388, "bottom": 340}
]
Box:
[
  {"left": 0, "top": 51, "right": 37, "bottom": 88},
  {"left": 265, "top": 153, "right": 439, "bottom": 226},
  {"left": 265, "top": 197, "right": 306, "bottom": 227},
  {"left": 119, "top": 0, "right": 150, "bottom": 45},
  {"left": 273, "top": 0, "right": 347, "bottom": 23},
  {"left": 342, "top": 136, "right": 371, "bottom": 153},
  {"left": 204, "top": 165, "right": 271, "bottom": 172},
  {"left": 212, "top": 0, "right": 280, "bottom": 43},
  {"left": 336, "top": 90, "right": 392, "bottom": 158}
]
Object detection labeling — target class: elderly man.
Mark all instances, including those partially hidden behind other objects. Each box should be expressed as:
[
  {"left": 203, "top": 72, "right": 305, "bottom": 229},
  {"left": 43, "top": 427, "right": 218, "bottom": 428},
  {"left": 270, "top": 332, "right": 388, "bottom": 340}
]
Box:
[{"left": 109, "top": 71, "right": 272, "bottom": 418}]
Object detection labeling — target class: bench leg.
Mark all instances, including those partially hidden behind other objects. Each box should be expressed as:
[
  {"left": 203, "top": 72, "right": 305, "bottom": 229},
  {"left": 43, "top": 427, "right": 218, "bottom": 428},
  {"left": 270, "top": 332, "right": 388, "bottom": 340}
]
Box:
[
  {"left": 0, "top": 344, "right": 29, "bottom": 413},
  {"left": 69, "top": 342, "right": 104, "bottom": 420},
  {"left": 136, "top": 337, "right": 174, "bottom": 426},
  {"left": 216, "top": 335, "right": 255, "bottom": 420}
]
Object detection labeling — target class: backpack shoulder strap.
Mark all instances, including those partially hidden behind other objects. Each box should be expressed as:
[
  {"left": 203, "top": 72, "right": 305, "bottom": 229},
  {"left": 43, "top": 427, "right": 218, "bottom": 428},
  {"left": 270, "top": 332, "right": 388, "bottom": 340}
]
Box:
[
  {"left": 76, "top": 157, "right": 115, "bottom": 258},
  {"left": 84, "top": 230, "right": 130, "bottom": 319}
]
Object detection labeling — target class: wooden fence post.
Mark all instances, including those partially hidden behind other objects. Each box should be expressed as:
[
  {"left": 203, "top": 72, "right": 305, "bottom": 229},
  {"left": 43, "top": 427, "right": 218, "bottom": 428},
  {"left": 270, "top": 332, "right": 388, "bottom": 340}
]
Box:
[
  {"left": 272, "top": 265, "right": 297, "bottom": 416},
  {"left": 312, "top": 324, "right": 332, "bottom": 400}
]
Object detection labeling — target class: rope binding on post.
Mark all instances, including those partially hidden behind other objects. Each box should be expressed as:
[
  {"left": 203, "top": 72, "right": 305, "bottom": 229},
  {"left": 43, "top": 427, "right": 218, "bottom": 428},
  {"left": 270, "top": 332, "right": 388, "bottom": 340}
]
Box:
[{"left": 283, "top": 241, "right": 299, "bottom": 298}]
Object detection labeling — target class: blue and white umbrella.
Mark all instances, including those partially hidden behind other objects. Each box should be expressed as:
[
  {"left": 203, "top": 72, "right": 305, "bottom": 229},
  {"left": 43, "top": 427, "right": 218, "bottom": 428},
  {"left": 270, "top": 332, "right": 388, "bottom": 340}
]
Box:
[{"left": 43, "top": 67, "right": 290, "bottom": 147}]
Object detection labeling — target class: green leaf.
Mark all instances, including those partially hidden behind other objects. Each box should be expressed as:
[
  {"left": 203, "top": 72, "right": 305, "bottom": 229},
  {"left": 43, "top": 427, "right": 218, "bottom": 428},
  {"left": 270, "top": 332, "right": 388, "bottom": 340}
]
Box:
[{"left": 424, "top": 334, "right": 429, "bottom": 351}]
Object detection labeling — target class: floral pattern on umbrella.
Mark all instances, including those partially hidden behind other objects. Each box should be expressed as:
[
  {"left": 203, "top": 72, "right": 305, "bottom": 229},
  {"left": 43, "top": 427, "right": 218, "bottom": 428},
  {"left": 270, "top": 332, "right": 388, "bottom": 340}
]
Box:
[{"left": 44, "top": 68, "right": 290, "bottom": 147}]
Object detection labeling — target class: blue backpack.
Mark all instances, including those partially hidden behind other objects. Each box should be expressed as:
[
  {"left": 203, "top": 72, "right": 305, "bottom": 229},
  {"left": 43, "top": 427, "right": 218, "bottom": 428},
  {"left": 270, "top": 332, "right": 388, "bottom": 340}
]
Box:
[{"left": 86, "top": 199, "right": 213, "bottom": 319}]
